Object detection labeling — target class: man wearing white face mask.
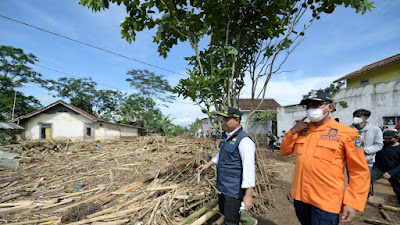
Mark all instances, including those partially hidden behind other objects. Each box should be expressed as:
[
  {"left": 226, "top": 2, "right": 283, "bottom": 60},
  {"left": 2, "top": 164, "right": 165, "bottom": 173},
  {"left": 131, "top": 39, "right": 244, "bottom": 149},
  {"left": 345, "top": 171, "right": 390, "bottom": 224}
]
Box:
[
  {"left": 350, "top": 109, "right": 383, "bottom": 197},
  {"left": 281, "top": 90, "right": 370, "bottom": 225}
]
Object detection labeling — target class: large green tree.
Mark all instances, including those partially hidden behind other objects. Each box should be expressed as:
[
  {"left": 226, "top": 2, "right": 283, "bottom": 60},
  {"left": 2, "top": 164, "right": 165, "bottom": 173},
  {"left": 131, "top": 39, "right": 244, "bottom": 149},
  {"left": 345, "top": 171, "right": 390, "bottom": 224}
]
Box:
[
  {"left": 0, "top": 45, "right": 46, "bottom": 121},
  {"left": 126, "top": 69, "right": 175, "bottom": 105},
  {"left": 80, "top": 0, "right": 374, "bottom": 130},
  {"left": 119, "top": 93, "right": 163, "bottom": 126},
  {"left": 48, "top": 77, "right": 124, "bottom": 120}
]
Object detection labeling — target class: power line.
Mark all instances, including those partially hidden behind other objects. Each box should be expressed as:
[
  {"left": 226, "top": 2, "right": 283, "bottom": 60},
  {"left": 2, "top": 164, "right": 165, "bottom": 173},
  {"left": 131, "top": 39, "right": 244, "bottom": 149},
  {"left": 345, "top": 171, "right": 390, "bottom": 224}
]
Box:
[
  {"left": 34, "top": 64, "right": 123, "bottom": 91},
  {"left": 0, "top": 14, "right": 188, "bottom": 77},
  {"left": 33, "top": 63, "right": 195, "bottom": 105}
]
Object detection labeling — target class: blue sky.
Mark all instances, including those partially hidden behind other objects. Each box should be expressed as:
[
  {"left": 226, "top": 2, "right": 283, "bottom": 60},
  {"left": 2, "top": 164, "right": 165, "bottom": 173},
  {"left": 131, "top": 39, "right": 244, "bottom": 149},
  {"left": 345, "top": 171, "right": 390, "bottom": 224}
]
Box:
[{"left": 1, "top": 0, "right": 400, "bottom": 126}]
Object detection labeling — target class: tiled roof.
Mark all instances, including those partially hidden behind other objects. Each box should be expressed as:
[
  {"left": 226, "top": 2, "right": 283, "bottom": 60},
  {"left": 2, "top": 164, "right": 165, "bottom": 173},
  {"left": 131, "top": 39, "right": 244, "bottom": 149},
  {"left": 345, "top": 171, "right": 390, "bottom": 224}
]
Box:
[
  {"left": 11, "top": 100, "right": 145, "bottom": 130},
  {"left": 238, "top": 99, "right": 281, "bottom": 111},
  {"left": 334, "top": 53, "right": 400, "bottom": 83},
  {"left": 11, "top": 100, "right": 99, "bottom": 122}
]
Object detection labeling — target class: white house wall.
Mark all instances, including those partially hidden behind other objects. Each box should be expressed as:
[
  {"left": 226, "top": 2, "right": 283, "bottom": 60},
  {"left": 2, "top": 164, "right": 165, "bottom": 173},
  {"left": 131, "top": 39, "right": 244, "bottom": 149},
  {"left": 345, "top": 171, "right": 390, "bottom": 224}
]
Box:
[
  {"left": 23, "top": 112, "right": 93, "bottom": 140},
  {"left": 95, "top": 122, "right": 138, "bottom": 140},
  {"left": 331, "top": 79, "right": 400, "bottom": 129}
]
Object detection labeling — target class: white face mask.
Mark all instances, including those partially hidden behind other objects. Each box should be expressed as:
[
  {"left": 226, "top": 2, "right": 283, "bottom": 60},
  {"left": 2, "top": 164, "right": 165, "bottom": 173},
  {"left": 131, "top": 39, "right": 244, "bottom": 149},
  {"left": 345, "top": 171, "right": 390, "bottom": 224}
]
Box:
[
  {"left": 306, "top": 105, "right": 329, "bottom": 122},
  {"left": 353, "top": 117, "right": 363, "bottom": 125}
]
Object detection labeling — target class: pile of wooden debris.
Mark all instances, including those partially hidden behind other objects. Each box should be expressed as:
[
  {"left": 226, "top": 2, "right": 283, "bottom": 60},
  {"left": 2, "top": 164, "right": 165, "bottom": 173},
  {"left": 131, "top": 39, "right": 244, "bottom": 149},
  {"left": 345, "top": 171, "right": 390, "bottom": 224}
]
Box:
[{"left": 0, "top": 136, "right": 275, "bottom": 224}]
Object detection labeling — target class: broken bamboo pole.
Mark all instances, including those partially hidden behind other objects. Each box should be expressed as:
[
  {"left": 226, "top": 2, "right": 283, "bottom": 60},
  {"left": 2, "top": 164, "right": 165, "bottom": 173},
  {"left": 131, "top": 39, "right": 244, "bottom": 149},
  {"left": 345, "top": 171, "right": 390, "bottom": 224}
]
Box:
[
  {"left": 178, "top": 198, "right": 218, "bottom": 225},
  {"left": 190, "top": 206, "right": 219, "bottom": 225}
]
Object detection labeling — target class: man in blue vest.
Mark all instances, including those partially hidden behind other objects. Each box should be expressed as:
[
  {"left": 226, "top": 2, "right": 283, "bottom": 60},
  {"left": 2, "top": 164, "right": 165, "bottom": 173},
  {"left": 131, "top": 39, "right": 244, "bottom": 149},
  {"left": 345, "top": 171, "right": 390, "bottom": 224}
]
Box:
[{"left": 197, "top": 107, "right": 256, "bottom": 225}]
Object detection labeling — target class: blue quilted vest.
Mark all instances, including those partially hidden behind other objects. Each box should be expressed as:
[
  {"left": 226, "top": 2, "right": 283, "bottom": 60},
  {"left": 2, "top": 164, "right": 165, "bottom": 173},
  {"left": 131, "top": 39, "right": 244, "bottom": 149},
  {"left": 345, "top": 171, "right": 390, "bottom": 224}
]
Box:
[{"left": 216, "top": 127, "right": 251, "bottom": 199}]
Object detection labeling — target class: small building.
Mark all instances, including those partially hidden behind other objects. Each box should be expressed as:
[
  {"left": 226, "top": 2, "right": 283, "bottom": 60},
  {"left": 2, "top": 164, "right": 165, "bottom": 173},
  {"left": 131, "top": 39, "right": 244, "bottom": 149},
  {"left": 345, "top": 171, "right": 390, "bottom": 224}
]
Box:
[
  {"left": 11, "top": 100, "right": 145, "bottom": 140},
  {"left": 333, "top": 53, "right": 400, "bottom": 88},
  {"left": 0, "top": 122, "right": 24, "bottom": 141},
  {"left": 238, "top": 98, "right": 281, "bottom": 134},
  {"left": 277, "top": 53, "right": 400, "bottom": 133}
]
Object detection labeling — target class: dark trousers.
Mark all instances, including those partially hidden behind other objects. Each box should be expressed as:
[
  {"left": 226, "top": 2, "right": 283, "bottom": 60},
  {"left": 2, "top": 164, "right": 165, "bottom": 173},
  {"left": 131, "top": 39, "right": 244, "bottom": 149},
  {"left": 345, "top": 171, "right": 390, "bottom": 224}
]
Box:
[
  {"left": 294, "top": 200, "right": 339, "bottom": 225},
  {"left": 269, "top": 142, "right": 275, "bottom": 152},
  {"left": 371, "top": 166, "right": 400, "bottom": 204},
  {"left": 218, "top": 194, "right": 242, "bottom": 225}
]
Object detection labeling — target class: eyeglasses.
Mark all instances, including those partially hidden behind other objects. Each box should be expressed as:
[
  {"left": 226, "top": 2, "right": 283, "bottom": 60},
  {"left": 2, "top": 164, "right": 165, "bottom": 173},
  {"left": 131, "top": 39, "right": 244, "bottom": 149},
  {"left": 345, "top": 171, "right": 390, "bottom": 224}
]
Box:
[{"left": 306, "top": 102, "right": 327, "bottom": 109}]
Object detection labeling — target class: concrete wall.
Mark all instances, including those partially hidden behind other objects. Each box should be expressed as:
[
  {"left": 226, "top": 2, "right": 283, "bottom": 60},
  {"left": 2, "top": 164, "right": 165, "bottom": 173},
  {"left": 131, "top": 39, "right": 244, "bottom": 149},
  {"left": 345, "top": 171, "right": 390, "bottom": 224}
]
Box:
[
  {"left": 277, "top": 105, "right": 306, "bottom": 135},
  {"left": 22, "top": 111, "right": 93, "bottom": 140},
  {"left": 331, "top": 79, "right": 400, "bottom": 129},
  {"left": 277, "top": 79, "right": 400, "bottom": 133},
  {"left": 347, "top": 62, "right": 400, "bottom": 88},
  {"left": 21, "top": 110, "right": 139, "bottom": 140},
  {"left": 95, "top": 122, "right": 138, "bottom": 140}
]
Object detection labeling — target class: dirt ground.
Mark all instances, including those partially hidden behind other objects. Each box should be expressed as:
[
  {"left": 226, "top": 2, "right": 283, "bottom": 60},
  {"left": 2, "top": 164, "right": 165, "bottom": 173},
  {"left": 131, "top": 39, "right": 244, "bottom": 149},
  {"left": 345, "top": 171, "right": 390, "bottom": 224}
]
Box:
[{"left": 255, "top": 148, "right": 400, "bottom": 225}]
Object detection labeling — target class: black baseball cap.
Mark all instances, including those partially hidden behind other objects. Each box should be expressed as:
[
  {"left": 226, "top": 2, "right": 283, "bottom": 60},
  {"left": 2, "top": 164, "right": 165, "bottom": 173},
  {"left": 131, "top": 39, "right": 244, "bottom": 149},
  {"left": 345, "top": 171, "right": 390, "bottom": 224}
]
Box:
[
  {"left": 383, "top": 130, "right": 399, "bottom": 138},
  {"left": 216, "top": 107, "right": 242, "bottom": 118},
  {"left": 300, "top": 90, "right": 334, "bottom": 105}
]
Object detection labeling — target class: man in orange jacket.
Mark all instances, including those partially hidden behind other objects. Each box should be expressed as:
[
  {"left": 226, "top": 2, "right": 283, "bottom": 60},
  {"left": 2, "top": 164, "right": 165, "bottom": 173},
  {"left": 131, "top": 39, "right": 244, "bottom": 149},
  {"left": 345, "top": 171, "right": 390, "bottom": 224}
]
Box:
[{"left": 281, "top": 90, "right": 370, "bottom": 225}]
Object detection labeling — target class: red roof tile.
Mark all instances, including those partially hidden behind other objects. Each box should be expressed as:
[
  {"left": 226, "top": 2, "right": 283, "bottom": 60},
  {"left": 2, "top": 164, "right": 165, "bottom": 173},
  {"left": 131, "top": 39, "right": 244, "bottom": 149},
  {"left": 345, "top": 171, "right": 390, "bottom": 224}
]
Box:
[
  {"left": 238, "top": 99, "right": 281, "bottom": 111},
  {"left": 334, "top": 53, "right": 400, "bottom": 83}
]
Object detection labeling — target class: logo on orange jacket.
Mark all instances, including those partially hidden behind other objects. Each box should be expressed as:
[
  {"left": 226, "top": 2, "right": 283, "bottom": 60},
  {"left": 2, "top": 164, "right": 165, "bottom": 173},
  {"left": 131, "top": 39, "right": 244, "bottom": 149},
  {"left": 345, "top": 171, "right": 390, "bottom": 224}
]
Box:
[{"left": 321, "top": 129, "right": 340, "bottom": 142}]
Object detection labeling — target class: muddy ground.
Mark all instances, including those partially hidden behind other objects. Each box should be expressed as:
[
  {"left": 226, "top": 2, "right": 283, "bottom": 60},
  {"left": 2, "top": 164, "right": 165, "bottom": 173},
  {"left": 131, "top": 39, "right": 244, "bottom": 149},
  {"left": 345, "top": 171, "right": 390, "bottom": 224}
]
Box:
[{"left": 256, "top": 148, "right": 400, "bottom": 225}]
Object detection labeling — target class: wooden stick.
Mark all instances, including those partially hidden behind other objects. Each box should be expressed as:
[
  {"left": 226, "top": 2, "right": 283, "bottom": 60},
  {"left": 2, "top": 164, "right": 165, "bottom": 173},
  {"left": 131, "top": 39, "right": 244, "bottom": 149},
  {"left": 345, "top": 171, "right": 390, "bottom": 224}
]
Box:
[
  {"left": 379, "top": 207, "right": 394, "bottom": 224},
  {"left": 37, "top": 198, "right": 74, "bottom": 210},
  {"left": 367, "top": 202, "right": 400, "bottom": 212},
  {"left": 92, "top": 219, "right": 130, "bottom": 225},
  {"left": 364, "top": 218, "right": 391, "bottom": 225},
  {"left": 178, "top": 199, "right": 218, "bottom": 225},
  {"left": 86, "top": 193, "right": 146, "bottom": 219},
  {"left": 4, "top": 217, "right": 61, "bottom": 225},
  {"left": 54, "top": 192, "right": 108, "bottom": 213},
  {"left": 147, "top": 185, "right": 177, "bottom": 191},
  {"left": 146, "top": 198, "right": 162, "bottom": 225},
  {"left": 58, "top": 186, "right": 104, "bottom": 199},
  {"left": 67, "top": 206, "right": 141, "bottom": 225},
  {"left": 190, "top": 206, "right": 219, "bottom": 225}
]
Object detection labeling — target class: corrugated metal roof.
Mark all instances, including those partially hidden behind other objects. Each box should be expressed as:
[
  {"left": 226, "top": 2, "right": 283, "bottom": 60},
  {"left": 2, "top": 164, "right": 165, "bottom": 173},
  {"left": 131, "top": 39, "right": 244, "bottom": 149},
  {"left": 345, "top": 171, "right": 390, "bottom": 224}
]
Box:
[{"left": 0, "top": 122, "right": 24, "bottom": 130}]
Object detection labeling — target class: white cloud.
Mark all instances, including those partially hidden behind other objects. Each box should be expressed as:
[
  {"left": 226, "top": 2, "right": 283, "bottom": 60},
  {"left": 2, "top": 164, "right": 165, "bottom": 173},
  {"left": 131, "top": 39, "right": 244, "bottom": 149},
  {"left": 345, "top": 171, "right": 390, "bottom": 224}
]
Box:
[{"left": 240, "top": 72, "right": 339, "bottom": 106}]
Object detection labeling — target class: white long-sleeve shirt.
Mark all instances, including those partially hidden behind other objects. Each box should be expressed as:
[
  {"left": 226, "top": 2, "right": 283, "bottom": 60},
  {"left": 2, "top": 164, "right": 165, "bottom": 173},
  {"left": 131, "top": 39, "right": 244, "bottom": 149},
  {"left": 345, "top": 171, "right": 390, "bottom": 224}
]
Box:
[{"left": 212, "top": 127, "right": 256, "bottom": 189}]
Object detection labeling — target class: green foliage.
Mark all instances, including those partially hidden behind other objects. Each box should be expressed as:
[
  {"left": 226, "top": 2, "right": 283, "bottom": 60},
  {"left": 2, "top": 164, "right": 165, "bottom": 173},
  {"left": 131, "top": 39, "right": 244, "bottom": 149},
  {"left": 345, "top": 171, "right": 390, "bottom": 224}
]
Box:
[
  {"left": 251, "top": 111, "right": 277, "bottom": 122},
  {"left": 126, "top": 69, "right": 175, "bottom": 105},
  {"left": 338, "top": 101, "right": 348, "bottom": 108},
  {"left": 0, "top": 45, "right": 45, "bottom": 121},
  {"left": 80, "top": 0, "right": 374, "bottom": 57},
  {"left": 119, "top": 93, "right": 162, "bottom": 126},
  {"left": 0, "top": 45, "right": 48, "bottom": 88},
  {"left": 48, "top": 77, "right": 98, "bottom": 115},
  {"left": 48, "top": 77, "right": 125, "bottom": 120},
  {"left": 80, "top": 0, "right": 373, "bottom": 128}
]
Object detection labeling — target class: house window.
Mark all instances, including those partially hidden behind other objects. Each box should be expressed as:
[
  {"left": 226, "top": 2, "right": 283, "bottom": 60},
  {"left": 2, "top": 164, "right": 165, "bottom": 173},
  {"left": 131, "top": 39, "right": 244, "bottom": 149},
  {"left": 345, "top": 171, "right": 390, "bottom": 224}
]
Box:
[
  {"left": 383, "top": 117, "right": 400, "bottom": 125},
  {"left": 360, "top": 79, "right": 369, "bottom": 85},
  {"left": 86, "top": 127, "right": 92, "bottom": 137}
]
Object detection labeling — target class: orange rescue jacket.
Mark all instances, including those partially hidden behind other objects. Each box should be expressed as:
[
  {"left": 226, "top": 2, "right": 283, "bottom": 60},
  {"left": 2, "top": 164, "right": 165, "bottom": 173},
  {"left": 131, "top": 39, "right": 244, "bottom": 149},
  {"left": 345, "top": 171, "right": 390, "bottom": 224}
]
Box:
[{"left": 281, "top": 118, "right": 370, "bottom": 214}]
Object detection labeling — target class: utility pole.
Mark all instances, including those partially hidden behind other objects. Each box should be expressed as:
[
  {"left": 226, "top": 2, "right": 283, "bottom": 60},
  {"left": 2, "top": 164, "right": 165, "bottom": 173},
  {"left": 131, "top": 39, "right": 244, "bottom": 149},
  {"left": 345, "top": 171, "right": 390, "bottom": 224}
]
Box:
[{"left": 11, "top": 90, "right": 17, "bottom": 120}]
